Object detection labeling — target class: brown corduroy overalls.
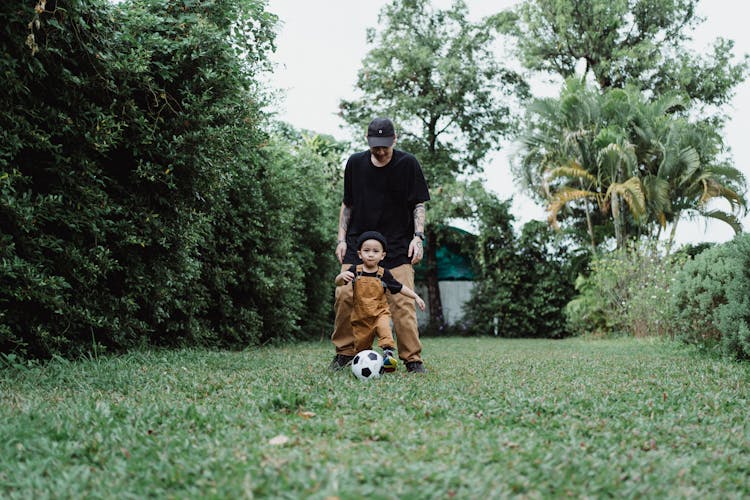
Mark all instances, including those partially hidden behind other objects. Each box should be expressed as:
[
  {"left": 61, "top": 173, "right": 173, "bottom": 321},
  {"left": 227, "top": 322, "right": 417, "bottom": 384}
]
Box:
[{"left": 351, "top": 264, "right": 397, "bottom": 353}]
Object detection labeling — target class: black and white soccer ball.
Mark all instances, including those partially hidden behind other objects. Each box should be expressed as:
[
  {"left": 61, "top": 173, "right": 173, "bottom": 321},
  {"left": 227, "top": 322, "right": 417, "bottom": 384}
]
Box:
[{"left": 351, "top": 349, "right": 384, "bottom": 381}]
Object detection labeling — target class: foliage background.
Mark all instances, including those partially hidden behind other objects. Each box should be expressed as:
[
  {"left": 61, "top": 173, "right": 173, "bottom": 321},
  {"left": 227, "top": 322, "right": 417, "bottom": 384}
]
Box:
[
  {"left": 460, "top": 194, "right": 577, "bottom": 339},
  {"left": 2, "top": 0, "right": 750, "bottom": 362},
  {"left": 0, "top": 0, "right": 341, "bottom": 358}
]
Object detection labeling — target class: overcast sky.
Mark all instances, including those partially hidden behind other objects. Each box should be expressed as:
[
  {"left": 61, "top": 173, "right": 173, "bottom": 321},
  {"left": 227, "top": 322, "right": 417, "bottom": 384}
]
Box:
[{"left": 265, "top": 0, "right": 750, "bottom": 246}]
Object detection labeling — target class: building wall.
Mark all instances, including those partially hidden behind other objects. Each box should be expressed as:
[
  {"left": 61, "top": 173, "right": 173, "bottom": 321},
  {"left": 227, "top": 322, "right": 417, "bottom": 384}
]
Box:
[{"left": 415, "top": 281, "right": 474, "bottom": 326}]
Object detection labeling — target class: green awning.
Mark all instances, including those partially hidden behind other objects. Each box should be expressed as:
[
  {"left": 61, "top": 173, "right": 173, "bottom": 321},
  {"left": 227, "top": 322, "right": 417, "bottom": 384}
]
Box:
[{"left": 415, "top": 227, "right": 475, "bottom": 281}]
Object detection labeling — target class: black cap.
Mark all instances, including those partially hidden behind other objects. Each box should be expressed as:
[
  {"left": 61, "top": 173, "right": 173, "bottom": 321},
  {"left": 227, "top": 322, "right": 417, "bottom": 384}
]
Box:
[
  {"left": 357, "top": 231, "right": 388, "bottom": 251},
  {"left": 366, "top": 118, "right": 395, "bottom": 147}
]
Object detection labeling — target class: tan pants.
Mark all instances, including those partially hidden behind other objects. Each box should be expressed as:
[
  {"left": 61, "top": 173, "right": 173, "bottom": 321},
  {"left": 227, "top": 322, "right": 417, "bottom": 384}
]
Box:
[{"left": 333, "top": 263, "right": 422, "bottom": 362}]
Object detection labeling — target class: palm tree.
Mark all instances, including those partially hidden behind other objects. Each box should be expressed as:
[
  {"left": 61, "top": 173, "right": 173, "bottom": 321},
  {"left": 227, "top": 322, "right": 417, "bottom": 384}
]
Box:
[
  {"left": 546, "top": 137, "right": 647, "bottom": 250},
  {"left": 516, "top": 80, "right": 747, "bottom": 250},
  {"left": 517, "top": 80, "right": 602, "bottom": 249},
  {"left": 630, "top": 99, "right": 746, "bottom": 251},
  {"left": 518, "top": 80, "right": 647, "bottom": 249}
]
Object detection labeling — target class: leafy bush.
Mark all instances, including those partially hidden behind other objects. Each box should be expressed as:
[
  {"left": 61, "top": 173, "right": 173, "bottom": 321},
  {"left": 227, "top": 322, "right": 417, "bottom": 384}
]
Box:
[
  {"left": 671, "top": 234, "right": 750, "bottom": 359},
  {"left": 199, "top": 130, "right": 343, "bottom": 346},
  {"left": 1, "top": 0, "right": 341, "bottom": 358},
  {"left": 565, "top": 241, "right": 685, "bottom": 338},
  {"left": 266, "top": 130, "right": 345, "bottom": 339},
  {"left": 462, "top": 195, "right": 576, "bottom": 338},
  {"left": 2, "top": 0, "right": 145, "bottom": 357},
  {"left": 565, "top": 273, "right": 610, "bottom": 336}
]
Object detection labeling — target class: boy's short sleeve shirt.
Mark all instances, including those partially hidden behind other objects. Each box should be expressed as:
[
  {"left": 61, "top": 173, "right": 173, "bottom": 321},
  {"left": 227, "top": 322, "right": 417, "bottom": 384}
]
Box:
[{"left": 345, "top": 265, "right": 403, "bottom": 294}]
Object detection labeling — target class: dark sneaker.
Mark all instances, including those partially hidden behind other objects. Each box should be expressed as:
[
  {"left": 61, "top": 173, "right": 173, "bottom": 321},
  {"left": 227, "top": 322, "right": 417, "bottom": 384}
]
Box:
[
  {"left": 328, "top": 354, "right": 354, "bottom": 371},
  {"left": 405, "top": 361, "right": 426, "bottom": 373},
  {"left": 382, "top": 349, "right": 398, "bottom": 373}
]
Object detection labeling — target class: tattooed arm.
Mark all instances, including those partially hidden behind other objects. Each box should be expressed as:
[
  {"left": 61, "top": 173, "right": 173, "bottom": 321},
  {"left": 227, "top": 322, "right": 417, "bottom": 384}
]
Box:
[
  {"left": 409, "top": 202, "right": 426, "bottom": 265},
  {"left": 413, "top": 203, "right": 425, "bottom": 234},
  {"left": 335, "top": 203, "right": 351, "bottom": 264}
]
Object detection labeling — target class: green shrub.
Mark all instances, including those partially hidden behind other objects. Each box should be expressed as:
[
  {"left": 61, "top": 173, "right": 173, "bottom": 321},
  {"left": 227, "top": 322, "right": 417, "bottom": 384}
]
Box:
[
  {"left": 565, "top": 273, "right": 610, "bottom": 336},
  {"left": 1, "top": 0, "right": 142, "bottom": 357},
  {"left": 264, "top": 130, "right": 344, "bottom": 339},
  {"left": 198, "top": 132, "right": 342, "bottom": 347},
  {"left": 671, "top": 234, "right": 750, "bottom": 359},
  {"left": 1, "top": 0, "right": 340, "bottom": 359},
  {"left": 566, "top": 241, "right": 685, "bottom": 338},
  {"left": 463, "top": 198, "right": 577, "bottom": 338}
]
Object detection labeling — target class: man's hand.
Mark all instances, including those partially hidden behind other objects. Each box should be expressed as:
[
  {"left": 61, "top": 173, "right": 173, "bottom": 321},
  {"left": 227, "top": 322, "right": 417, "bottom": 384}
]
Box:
[
  {"left": 335, "top": 241, "right": 347, "bottom": 264},
  {"left": 408, "top": 236, "right": 424, "bottom": 265}
]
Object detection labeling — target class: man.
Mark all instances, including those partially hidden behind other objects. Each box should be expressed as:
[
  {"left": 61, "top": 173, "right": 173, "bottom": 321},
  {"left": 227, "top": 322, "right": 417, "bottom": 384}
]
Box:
[{"left": 330, "top": 117, "right": 430, "bottom": 373}]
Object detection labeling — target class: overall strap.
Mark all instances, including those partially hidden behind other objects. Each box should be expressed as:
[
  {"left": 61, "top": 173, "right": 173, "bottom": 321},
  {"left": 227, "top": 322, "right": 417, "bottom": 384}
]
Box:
[
  {"left": 376, "top": 266, "right": 385, "bottom": 279},
  {"left": 354, "top": 264, "right": 364, "bottom": 281},
  {"left": 377, "top": 266, "right": 387, "bottom": 291},
  {"left": 353, "top": 265, "right": 384, "bottom": 287}
]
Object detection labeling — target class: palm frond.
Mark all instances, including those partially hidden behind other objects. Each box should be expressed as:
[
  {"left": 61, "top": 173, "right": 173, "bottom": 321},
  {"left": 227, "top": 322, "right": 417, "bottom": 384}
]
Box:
[
  {"left": 606, "top": 177, "right": 647, "bottom": 219},
  {"left": 699, "top": 178, "right": 744, "bottom": 209},
  {"left": 546, "top": 187, "right": 597, "bottom": 228},
  {"left": 545, "top": 162, "right": 596, "bottom": 185},
  {"left": 705, "top": 164, "right": 747, "bottom": 185},
  {"left": 697, "top": 209, "right": 744, "bottom": 234},
  {"left": 597, "top": 141, "right": 637, "bottom": 175},
  {"left": 642, "top": 175, "right": 672, "bottom": 227}
]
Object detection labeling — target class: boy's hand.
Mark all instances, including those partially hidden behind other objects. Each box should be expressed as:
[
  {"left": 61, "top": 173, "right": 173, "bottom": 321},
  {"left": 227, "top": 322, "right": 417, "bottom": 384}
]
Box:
[
  {"left": 336, "top": 270, "right": 355, "bottom": 285},
  {"left": 415, "top": 296, "right": 426, "bottom": 311}
]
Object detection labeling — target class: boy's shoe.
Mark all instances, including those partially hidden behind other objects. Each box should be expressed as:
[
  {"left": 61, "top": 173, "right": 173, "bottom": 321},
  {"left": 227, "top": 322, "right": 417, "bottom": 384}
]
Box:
[
  {"left": 382, "top": 348, "right": 398, "bottom": 373},
  {"left": 405, "top": 361, "right": 426, "bottom": 373},
  {"left": 328, "top": 354, "right": 354, "bottom": 371}
]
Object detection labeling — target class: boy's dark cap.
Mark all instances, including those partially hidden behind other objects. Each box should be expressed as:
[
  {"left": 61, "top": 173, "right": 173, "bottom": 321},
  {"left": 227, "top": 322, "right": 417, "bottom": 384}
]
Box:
[
  {"left": 366, "top": 118, "right": 395, "bottom": 147},
  {"left": 357, "top": 231, "right": 387, "bottom": 251}
]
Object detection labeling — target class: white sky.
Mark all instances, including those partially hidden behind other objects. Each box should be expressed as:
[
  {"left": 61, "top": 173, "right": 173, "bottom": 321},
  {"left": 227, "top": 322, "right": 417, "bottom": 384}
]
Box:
[{"left": 265, "top": 0, "right": 750, "bottom": 246}]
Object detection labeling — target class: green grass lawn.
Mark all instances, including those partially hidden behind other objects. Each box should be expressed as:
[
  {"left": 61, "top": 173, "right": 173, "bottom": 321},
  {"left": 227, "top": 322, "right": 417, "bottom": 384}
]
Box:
[{"left": 1, "top": 337, "right": 749, "bottom": 498}]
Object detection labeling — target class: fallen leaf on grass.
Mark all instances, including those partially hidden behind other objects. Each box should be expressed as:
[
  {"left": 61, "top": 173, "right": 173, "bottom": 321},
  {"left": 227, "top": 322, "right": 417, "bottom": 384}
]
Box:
[
  {"left": 269, "top": 434, "right": 290, "bottom": 446},
  {"left": 641, "top": 439, "right": 657, "bottom": 451},
  {"left": 298, "top": 411, "right": 316, "bottom": 419}
]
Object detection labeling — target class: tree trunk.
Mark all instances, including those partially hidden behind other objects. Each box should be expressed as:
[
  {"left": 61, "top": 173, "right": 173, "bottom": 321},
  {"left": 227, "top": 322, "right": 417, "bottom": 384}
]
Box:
[
  {"left": 581, "top": 180, "right": 596, "bottom": 251},
  {"left": 611, "top": 193, "right": 627, "bottom": 249},
  {"left": 585, "top": 202, "right": 596, "bottom": 251},
  {"left": 425, "top": 227, "right": 445, "bottom": 332},
  {"left": 666, "top": 211, "right": 680, "bottom": 256}
]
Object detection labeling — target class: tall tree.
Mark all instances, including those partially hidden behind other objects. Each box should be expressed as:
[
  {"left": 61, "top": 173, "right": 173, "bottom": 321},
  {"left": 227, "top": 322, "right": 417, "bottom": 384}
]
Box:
[
  {"left": 498, "top": 0, "right": 747, "bottom": 111},
  {"left": 519, "top": 81, "right": 644, "bottom": 249},
  {"left": 502, "top": 0, "right": 748, "bottom": 247},
  {"left": 461, "top": 187, "right": 576, "bottom": 339},
  {"left": 340, "top": 0, "right": 528, "bottom": 330},
  {"left": 628, "top": 94, "right": 746, "bottom": 251}
]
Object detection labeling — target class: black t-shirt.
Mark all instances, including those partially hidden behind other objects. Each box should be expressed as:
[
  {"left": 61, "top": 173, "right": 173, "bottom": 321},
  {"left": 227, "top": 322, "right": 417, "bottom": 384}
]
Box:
[
  {"left": 342, "top": 149, "right": 430, "bottom": 268},
  {"left": 345, "top": 265, "right": 403, "bottom": 294}
]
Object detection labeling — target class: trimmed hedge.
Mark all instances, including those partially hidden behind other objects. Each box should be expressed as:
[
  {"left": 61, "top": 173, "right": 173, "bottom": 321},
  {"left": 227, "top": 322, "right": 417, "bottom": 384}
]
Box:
[{"left": 1, "top": 0, "right": 340, "bottom": 358}]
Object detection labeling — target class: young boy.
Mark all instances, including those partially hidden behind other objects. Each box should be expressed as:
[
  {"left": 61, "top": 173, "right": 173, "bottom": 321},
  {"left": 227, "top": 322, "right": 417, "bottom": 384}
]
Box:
[{"left": 335, "top": 231, "right": 426, "bottom": 372}]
